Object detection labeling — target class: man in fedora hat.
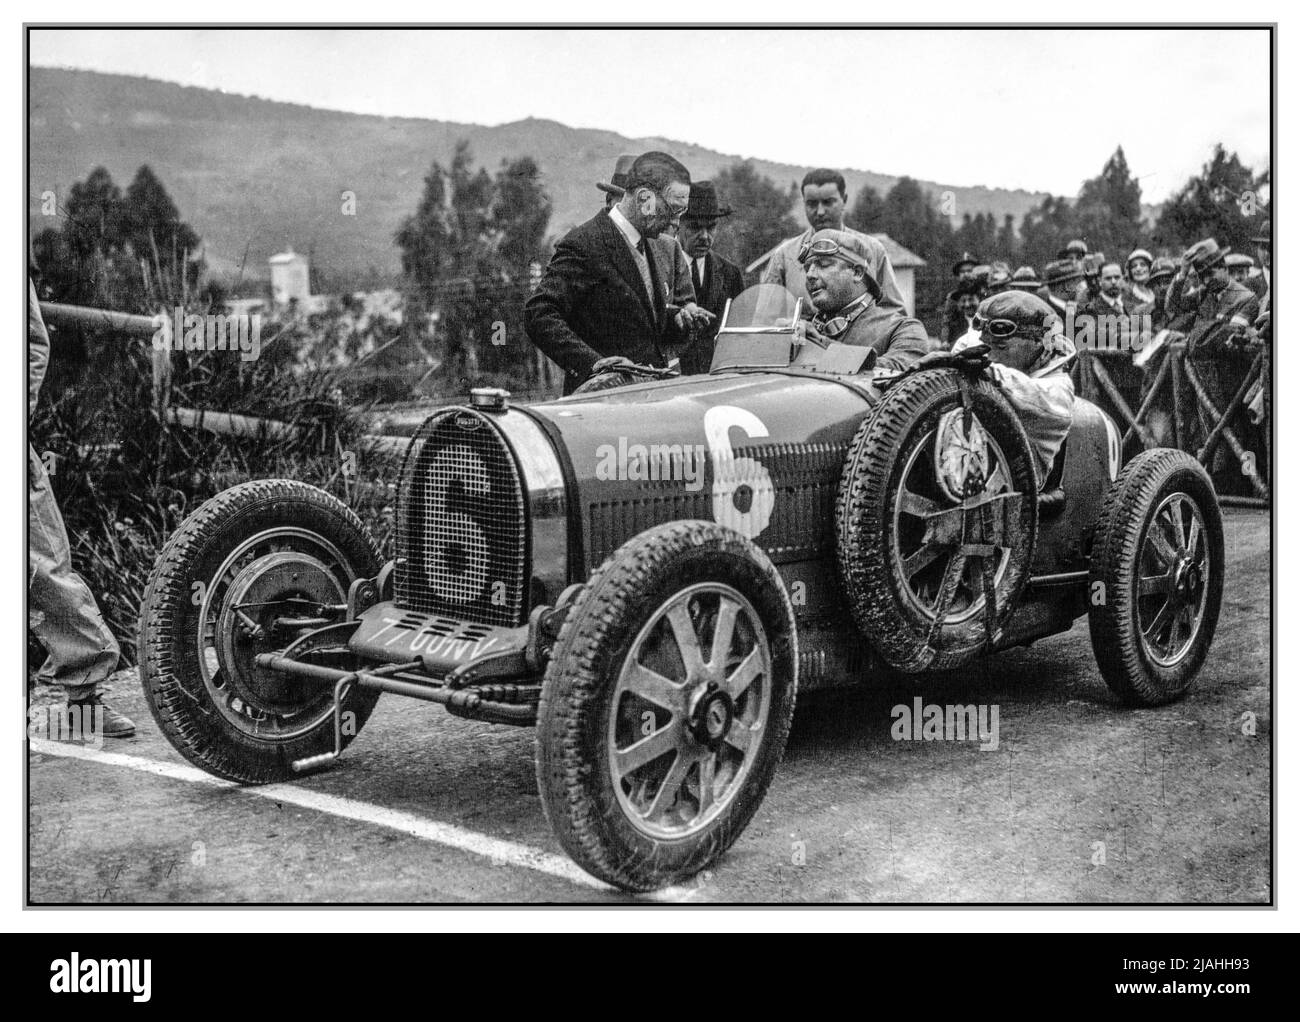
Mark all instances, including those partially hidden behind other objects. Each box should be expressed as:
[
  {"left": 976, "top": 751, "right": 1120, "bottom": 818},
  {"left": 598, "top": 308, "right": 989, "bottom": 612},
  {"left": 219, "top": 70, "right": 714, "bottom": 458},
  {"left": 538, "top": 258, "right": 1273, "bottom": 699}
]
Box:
[
  {"left": 676, "top": 181, "right": 745, "bottom": 375},
  {"left": 799, "top": 229, "right": 929, "bottom": 372},
  {"left": 596, "top": 154, "right": 637, "bottom": 210},
  {"left": 1226, "top": 253, "right": 1268, "bottom": 302},
  {"left": 1042, "top": 258, "right": 1085, "bottom": 329},
  {"left": 1058, "top": 239, "right": 1089, "bottom": 263},
  {"left": 1147, "top": 256, "right": 1178, "bottom": 331},
  {"left": 762, "top": 168, "right": 904, "bottom": 315},
  {"left": 1166, "top": 238, "right": 1261, "bottom": 476},
  {"left": 1009, "top": 266, "right": 1042, "bottom": 293},
  {"left": 1165, "top": 238, "right": 1258, "bottom": 347},
  {"left": 527, "top": 151, "right": 712, "bottom": 394}
]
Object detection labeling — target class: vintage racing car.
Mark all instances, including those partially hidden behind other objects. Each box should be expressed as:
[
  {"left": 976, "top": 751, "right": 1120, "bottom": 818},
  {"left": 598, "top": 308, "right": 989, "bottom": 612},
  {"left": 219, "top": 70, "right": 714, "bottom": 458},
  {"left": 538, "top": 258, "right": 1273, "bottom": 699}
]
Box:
[{"left": 139, "top": 286, "right": 1224, "bottom": 891}]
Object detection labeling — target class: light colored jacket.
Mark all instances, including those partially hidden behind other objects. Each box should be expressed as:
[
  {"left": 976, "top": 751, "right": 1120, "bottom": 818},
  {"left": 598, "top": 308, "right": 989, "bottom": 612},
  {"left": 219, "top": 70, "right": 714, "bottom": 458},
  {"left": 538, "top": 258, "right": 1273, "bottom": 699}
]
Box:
[
  {"left": 954, "top": 332, "right": 1076, "bottom": 488},
  {"left": 761, "top": 226, "right": 905, "bottom": 313},
  {"left": 29, "top": 279, "right": 49, "bottom": 418}
]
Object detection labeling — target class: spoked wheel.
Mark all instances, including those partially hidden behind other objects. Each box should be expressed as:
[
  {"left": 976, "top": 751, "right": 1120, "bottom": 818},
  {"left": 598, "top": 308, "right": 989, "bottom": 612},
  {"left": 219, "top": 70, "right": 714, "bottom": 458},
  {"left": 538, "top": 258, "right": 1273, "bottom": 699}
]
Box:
[
  {"left": 139, "top": 480, "right": 382, "bottom": 782},
  {"left": 1089, "top": 450, "right": 1224, "bottom": 705},
  {"left": 1135, "top": 493, "right": 1212, "bottom": 667},
  {"left": 837, "top": 368, "right": 1038, "bottom": 671},
  {"left": 536, "top": 521, "right": 797, "bottom": 892},
  {"left": 608, "top": 583, "right": 772, "bottom": 840}
]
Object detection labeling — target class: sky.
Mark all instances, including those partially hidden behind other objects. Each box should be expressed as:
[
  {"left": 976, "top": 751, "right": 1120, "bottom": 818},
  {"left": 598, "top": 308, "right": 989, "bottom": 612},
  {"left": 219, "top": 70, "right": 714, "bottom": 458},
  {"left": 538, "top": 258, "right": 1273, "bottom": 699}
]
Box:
[{"left": 29, "top": 26, "right": 1271, "bottom": 202}]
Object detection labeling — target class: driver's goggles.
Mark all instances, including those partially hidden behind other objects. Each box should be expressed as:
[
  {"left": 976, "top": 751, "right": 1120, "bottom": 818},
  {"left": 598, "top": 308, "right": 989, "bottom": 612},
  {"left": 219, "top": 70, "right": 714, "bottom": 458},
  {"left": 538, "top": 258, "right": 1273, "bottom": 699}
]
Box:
[
  {"left": 798, "top": 238, "right": 867, "bottom": 269},
  {"left": 971, "top": 316, "right": 1022, "bottom": 339}
]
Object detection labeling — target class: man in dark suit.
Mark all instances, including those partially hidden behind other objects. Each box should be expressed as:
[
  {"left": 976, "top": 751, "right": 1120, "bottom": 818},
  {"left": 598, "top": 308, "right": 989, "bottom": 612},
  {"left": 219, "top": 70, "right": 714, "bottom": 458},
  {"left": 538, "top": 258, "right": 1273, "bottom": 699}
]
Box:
[
  {"left": 526, "top": 151, "right": 712, "bottom": 394},
  {"left": 676, "top": 181, "right": 745, "bottom": 375}
]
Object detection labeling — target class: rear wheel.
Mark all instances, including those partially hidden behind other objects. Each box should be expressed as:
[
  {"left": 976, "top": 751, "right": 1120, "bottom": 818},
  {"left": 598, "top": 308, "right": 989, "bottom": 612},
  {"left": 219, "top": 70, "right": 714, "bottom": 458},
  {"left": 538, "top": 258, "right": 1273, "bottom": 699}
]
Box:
[
  {"left": 139, "top": 480, "right": 382, "bottom": 782},
  {"left": 535, "top": 521, "right": 797, "bottom": 891},
  {"left": 1088, "top": 449, "right": 1223, "bottom": 705}
]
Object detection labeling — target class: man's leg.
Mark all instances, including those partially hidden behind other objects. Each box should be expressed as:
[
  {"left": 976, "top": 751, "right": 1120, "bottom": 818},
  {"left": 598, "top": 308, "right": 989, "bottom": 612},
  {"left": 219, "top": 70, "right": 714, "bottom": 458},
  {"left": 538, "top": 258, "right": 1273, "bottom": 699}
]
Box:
[{"left": 28, "top": 445, "right": 134, "bottom": 737}]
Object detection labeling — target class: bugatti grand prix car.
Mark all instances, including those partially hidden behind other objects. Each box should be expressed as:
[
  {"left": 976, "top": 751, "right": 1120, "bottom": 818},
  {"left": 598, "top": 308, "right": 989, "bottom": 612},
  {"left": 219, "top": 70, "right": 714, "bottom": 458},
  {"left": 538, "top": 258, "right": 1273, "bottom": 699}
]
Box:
[{"left": 139, "top": 286, "right": 1223, "bottom": 891}]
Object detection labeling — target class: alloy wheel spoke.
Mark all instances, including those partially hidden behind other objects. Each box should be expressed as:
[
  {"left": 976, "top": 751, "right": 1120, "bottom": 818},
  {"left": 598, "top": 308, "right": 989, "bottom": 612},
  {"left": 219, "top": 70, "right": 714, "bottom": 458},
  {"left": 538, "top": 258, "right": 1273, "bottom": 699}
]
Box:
[
  {"left": 904, "top": 542, "right": 947, "bottom": 581},
  {"left": 666, "top": 603, "right": 707, "bottom": 680},
  {"left": 624, "top": 662, "right": 685, "bottom": 713},
  {"left": 615, "top": 722, "right": 684, "bottom": 778},
  {"left": 1144, "top": 598, "right": 1178, "bottom": 643},
  {"left": 1186, "top": 515, "right": 1202, "bottom": 560},
  {"left": 709, "top": 598, "right": 740, "bottom": 678},
  {"left": 1146, "top": 526, "right": 1179, "bottom": 568},
  {"left": 1138, "top": 572, "right": 1172, "bottom": 597},
  {"left": 724, "top": 720, "right": 753, "bottom": 755},
  {"left": 697, "top": 754, "right": 717, "bottom": 815},
  {"left": 644, "top": 751, "right": 691, "bottom": 820},
  {"left": 899, "top": 488, "right": 941, "bottom": 518},
  {"left": 723, "top": 647, "right": 764, "bottom": 700},
  {"left": 1170, "top": 500, "right": 1189, "bottom": 553}
]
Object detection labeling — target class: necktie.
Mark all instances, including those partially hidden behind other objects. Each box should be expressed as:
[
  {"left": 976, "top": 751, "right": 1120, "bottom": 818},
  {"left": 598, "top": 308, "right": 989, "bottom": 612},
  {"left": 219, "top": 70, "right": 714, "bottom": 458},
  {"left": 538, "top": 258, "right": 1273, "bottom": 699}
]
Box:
[
  {"left": 691, "top": 258, "right": 703, "bottom": 298},
  {"left": 634, "top": 238, "right": 656, "bottom": 312}
]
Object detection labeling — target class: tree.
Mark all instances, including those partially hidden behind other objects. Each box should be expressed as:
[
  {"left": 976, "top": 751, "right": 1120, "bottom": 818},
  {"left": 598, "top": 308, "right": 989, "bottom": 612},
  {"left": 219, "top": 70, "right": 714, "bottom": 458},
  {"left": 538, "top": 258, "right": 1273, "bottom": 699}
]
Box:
[
  {"left": 395, "top": 140, "right": 553, "bottom": 392},
  {"left": 486, "top": 156, "right": 552, "bottom": 381},
  {"left": 1155, "top": 143, "right": 1267, "bottom": 254},
  {"left": 846, "top": 185, "right": 886, "bottom": 233},
  {"left": 124, "top": 165, "right": 202, "bottom": 302},
  {"left": 1075, "top": 146, "right": 1144, "bottom": 261},
  {"left": 877, "top": 177, "right": 955, "bottom": 333},
  {"left": 709, "top": 161, "right": 801, "bottom": 275},
  {"left": 1019, "top": 194, "right": 1079, "bottom": 272},
  {"left": 34, "top": 165, "right": 206, "bottom": 311},
  {"left": 62, "top": 166, "right": 126, "bottom": 259},
  {"left": 996, "top": 214, "right": 1018, "bottom": 263}
]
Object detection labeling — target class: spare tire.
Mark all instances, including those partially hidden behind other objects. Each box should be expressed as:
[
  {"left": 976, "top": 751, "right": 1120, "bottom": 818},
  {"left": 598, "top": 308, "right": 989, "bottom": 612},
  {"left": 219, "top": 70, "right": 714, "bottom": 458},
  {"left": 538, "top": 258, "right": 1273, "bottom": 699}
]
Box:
[{"left": 836, "top": 368, "right": 1039, "bottom": 672}]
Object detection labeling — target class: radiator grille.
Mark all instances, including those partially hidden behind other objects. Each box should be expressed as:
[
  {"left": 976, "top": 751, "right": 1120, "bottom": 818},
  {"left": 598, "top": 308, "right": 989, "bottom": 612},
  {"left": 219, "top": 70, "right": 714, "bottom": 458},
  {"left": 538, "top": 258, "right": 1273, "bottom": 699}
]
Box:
[{"left": 394, "top": 409, "right": 528, "bottom": 626}]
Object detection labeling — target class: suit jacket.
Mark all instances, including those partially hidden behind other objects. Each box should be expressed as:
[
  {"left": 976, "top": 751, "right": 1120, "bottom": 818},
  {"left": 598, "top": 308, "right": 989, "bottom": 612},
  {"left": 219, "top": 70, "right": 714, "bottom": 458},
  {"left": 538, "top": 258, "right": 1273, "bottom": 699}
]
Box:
[
  {"left": 1079, "top": 292, "right": 1144, "bottom": 350},
  {"left": 679, "top": 251, "right": 745, "bottom": 375},
  {"left": 525, "top": 212, "right": 693, "bottom": 394},
  {"left": 1165, "top": 276, "right": 1260, "bottom": 358}
]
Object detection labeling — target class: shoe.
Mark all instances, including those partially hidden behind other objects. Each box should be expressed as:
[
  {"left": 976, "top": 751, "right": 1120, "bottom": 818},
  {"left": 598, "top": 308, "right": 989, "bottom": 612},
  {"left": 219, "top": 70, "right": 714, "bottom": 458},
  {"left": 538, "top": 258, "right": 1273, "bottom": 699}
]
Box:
[{"left": 66, "top": 695, "right": 136, "bottom": 739}]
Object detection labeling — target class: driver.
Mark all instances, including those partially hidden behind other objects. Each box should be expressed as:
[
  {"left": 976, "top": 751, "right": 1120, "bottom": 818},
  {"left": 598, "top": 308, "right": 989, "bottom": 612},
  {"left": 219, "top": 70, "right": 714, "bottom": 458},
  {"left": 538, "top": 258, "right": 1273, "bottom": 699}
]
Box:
[
  {"left": 953, "top": 291, "right": 1076, "bottom": 488},
  {"left": 798, "top": 229, "right": 930, "bottom": 372}
]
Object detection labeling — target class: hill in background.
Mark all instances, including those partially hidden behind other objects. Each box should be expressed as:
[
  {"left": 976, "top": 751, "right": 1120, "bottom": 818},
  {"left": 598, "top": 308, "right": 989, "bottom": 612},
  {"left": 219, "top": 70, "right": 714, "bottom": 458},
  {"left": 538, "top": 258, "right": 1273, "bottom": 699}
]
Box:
[{"left": 30, "top": 67, "right": 1084, "bottom": 290}]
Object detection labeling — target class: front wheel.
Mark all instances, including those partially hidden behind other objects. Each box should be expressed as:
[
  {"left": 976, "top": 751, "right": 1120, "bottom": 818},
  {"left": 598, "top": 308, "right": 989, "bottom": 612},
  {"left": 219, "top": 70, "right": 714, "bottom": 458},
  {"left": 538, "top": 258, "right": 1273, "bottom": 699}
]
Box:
[
  {"left": 535, "top": 521, "right": 797, "bottom": 891},
  {"left": 1088, "top": 449, "right": 1224, "bottom": 705},
  {"left": 138, "top": 480, "right": 383, "bottom": 782}
]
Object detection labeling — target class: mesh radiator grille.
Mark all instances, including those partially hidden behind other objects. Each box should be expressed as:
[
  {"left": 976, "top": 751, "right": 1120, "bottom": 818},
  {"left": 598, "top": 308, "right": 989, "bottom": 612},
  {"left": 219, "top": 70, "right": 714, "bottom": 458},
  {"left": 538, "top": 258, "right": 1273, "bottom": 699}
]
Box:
[{"left": 394, "top": 409, "right": 528, "bottom": 626}]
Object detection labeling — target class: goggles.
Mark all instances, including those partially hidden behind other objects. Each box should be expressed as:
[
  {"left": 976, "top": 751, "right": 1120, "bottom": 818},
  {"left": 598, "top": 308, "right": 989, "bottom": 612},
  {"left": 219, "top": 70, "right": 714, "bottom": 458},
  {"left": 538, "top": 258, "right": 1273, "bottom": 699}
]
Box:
[
  {"left": 971, "top": 315, "right": 1022, "bottom": 339},
  {"left": 798, "top": 237, "right": 868, "bottom": 270}
]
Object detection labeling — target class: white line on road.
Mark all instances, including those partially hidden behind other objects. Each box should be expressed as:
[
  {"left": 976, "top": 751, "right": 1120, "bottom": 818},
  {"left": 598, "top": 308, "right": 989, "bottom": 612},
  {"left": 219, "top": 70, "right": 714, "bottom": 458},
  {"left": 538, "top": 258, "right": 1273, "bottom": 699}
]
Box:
[{"left": 30, "top": 739, "right": 610, "bottom": 892}]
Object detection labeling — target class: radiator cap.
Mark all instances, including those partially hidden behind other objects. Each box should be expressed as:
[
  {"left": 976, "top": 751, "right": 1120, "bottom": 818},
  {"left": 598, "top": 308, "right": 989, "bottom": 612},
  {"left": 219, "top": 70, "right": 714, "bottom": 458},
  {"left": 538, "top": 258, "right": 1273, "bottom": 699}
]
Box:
[{"left": 469, "top": 387, "right": 510, "bottom": 412}]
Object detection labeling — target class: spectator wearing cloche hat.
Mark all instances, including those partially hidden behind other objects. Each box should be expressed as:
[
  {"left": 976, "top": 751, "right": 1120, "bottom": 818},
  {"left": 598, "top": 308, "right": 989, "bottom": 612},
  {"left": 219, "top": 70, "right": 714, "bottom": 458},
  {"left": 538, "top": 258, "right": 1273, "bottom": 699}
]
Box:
[{"left": 1124, "top": 248, "right": 1156, "bottom": 307}]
